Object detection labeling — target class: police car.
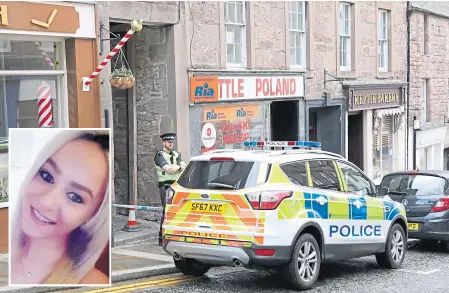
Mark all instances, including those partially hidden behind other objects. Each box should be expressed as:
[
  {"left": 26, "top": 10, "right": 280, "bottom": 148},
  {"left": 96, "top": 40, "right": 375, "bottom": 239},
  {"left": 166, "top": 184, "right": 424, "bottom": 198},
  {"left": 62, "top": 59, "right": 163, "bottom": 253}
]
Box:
[{"left": 161, "top": 141, "right": 407, "bottom": 290}]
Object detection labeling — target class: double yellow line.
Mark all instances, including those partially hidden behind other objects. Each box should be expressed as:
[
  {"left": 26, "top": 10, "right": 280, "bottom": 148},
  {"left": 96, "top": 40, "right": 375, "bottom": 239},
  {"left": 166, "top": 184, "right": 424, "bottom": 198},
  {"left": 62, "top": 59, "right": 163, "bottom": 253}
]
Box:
[{"left": 86, "top": 275, "right": 202, "bottom": 293}]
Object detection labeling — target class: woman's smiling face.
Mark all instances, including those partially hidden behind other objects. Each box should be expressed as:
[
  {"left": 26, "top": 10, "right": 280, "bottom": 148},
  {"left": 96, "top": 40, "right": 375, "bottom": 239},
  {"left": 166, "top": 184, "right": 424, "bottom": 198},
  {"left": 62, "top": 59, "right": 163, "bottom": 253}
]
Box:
[{"left": 21, "top": 138, "right": 109, "bottom": 239}]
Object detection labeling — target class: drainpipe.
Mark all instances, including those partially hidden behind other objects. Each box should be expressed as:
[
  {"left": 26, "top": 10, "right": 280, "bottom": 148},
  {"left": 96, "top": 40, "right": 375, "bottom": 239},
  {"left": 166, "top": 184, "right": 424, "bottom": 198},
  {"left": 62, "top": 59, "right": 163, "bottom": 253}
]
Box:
[{"left": 406, "top": 1, "right": 412, "bottom": 169}]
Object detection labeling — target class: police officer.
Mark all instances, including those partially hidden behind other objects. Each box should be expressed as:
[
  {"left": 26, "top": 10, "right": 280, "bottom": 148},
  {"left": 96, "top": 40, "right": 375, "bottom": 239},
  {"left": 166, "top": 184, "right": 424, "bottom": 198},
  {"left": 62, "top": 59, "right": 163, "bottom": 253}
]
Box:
[{"left": 154, "top": 132, "right": 186, "bottom": 245}]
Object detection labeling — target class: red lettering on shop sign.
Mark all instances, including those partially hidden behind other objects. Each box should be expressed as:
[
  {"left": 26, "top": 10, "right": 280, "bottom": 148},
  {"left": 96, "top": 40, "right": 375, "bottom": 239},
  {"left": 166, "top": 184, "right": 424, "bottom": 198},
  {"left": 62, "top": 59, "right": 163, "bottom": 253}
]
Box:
[
  {"left": 220, "top": 120, "right": 251, "bottom": 144},
  {"left": 221, "top": 120, "right": 250, "bottom": 133},
  {"left": 255, "top": 78, "right": 297, "bottom": 97},
  {"left": 218, "top": 78, "right": 244, "bottom": 99}
]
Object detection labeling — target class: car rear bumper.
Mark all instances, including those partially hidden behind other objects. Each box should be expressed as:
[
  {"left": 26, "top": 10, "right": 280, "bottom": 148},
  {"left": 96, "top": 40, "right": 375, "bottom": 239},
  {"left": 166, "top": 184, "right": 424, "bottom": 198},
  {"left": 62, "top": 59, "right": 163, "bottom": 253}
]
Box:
[
  {"left": 162, "top": 240, "right": 292, "bottom": 268},
  {"left": 407, "top": 217, "right": 449, "bottom": 242}
]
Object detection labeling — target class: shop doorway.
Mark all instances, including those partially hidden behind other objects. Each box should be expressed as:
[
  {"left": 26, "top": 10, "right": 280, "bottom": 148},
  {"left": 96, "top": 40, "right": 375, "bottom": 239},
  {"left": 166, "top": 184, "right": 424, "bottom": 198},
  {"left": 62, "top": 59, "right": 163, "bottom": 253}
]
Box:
[
  {"left": 270, "top": 100, "right": 299, "bottom": 141},
  {"left": 348, "top": 112, "right": 364, "bottom": 170},
  {"left": 308, "top": 106, "right": 342, "bottom": 155}
]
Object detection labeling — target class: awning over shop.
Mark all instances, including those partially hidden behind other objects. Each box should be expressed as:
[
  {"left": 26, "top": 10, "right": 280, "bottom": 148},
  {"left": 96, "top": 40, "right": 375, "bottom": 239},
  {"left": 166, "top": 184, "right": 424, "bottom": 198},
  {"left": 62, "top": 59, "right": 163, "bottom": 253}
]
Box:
[{"left": 374, "top": 105, "right": 405, "bottom": 118}]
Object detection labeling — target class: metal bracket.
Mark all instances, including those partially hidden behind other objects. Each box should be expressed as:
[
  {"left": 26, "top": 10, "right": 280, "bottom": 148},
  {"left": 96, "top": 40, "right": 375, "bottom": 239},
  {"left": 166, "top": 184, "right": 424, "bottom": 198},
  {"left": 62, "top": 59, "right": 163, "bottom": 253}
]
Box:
[
  {"left": 99, "top": 21, "right": 121, "bottom": 55},
  {"left": 323, "top": 69, "right": 343, "bottom": 89},
  {"left": 82, "top": 77, "right": 90, "bottom": 92}
]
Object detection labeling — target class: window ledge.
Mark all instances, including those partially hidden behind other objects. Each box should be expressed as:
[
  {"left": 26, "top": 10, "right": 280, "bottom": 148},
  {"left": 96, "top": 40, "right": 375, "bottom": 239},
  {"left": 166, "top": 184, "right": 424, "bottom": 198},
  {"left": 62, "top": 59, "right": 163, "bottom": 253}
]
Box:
[
  {"left": 377, "top": 71, "right": 393, "bottom": 79},
  {"left": 338, "top": 70, "right": 358, "bottom": 79}
]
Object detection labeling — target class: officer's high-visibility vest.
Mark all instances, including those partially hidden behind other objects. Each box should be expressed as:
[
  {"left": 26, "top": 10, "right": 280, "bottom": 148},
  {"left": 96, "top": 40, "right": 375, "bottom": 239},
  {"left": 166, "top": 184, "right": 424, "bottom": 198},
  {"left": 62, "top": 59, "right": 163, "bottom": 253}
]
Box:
[{"left": 155, "top": 150, "right": 181, "bottom": 182}]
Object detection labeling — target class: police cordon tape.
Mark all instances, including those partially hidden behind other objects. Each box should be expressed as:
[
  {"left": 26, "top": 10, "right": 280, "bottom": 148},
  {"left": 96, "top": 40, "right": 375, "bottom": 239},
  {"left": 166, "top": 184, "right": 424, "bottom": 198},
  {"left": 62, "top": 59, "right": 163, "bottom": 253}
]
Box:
[{"left": 112, "top": 204, "right": 163, "bottom": 211}]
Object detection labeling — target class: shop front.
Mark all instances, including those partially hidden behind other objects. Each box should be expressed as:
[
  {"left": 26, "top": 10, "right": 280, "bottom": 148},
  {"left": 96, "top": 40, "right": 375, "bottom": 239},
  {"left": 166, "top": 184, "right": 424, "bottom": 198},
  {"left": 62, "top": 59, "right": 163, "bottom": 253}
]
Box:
[
  {"left": 0, "top": 1, "right": 98, "bottom": 253},
  {"left": 189, "top": 73, "right": 305, "bottom": 156},
  {"left": 343, "top": 82, "right": 407, "bottom": 182},
  {"left": 0, "top": 1, "right": 100, "bottom": 131},
  {"left": 411, "top": 122, "right": 447, "bottom": 171}
]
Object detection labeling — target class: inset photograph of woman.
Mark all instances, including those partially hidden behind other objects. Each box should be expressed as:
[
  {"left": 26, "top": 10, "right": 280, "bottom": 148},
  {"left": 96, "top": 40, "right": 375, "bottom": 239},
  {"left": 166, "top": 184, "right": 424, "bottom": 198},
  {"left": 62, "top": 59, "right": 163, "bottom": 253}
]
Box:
[{"left": 8, "top": 129, "right": 111, "bottom": 286}]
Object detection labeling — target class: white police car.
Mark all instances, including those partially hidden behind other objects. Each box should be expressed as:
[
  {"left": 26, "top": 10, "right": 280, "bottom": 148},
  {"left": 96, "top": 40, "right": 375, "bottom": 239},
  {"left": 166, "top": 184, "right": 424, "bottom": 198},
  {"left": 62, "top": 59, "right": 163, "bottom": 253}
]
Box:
[{"left": 162, "top": 141, "right": 408, "bottom": 290}]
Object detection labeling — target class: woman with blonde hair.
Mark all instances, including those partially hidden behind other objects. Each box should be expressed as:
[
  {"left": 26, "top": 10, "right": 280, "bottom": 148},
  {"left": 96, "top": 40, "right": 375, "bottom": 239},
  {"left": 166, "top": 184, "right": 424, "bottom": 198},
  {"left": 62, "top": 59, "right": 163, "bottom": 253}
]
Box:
[{"left": 10, "top": 129, "right": 110, "bottom": 285}]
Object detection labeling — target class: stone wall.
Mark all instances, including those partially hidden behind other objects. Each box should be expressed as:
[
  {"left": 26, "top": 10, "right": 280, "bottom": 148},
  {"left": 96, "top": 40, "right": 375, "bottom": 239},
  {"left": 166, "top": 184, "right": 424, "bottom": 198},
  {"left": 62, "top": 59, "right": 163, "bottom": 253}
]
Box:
[
  {"left": 134, "top": 27, "right": 173, "bottom": 207},
  {"left": 307, "top": 1, "right": 407, "bottom": 99},
  {"left": 96, "top": 1, "right": 181, "bottom": 209},
  {"left": 252, "top": 1, "right": 287, "bottom": 69},
  {"left": 409, "top": 8, "right": 449, "bottom": 146}
]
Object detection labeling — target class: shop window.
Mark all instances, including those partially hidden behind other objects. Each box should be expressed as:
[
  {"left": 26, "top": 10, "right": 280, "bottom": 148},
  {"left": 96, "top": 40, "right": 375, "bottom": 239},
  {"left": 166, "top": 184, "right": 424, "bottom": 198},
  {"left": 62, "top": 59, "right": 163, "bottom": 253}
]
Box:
[
  {"left": 373, "top": 115, "right": 393, "bottom": 179},
  {"left": 280, "top": 161, "right": 308, "bottom": 186},
  {"left": 308, "top": 160, "right": 340, "bottom": 191},
  {"left": 0, "top": 39, "right": 65, "bottom": 136},
  {"left": 289, "top": 1, "right": 307, "bottom": 68},
  {"left": 224, "top": 1, "right": 247, "bottom": 67}
]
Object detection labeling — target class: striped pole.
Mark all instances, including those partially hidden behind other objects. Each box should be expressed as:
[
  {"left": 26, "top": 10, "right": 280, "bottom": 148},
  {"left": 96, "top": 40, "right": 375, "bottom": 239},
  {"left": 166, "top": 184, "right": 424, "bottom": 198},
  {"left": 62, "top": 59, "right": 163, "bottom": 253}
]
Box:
[
  {"left": 84, "top": 19, "right": 143, "bottom": 87},
  {"left": 37, "top": 82, "right": 53, "bottom": 127},
  {"left": 34, "top": 41, "right": 55, "bottom": 69}
]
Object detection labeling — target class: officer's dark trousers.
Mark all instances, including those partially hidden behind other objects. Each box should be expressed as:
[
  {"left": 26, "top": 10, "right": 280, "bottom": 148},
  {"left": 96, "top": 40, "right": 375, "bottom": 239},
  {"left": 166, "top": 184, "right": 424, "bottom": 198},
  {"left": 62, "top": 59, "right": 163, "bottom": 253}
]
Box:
[{"left": 158, "top": 184, "right": 169, "bottom": 244}]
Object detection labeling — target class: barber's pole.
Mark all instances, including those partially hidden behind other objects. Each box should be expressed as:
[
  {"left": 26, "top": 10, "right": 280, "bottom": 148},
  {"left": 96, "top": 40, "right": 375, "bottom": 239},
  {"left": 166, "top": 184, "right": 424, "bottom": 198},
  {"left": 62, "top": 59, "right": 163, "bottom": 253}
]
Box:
[
  {"left": 34, "top": 41, "right": 55, "bottom": 69},
  {"left": 83, "top": 19, "right": 143, "bottom": 87},
  {"left": 37, "top": 82, "right": 53, "bottom": 127}
]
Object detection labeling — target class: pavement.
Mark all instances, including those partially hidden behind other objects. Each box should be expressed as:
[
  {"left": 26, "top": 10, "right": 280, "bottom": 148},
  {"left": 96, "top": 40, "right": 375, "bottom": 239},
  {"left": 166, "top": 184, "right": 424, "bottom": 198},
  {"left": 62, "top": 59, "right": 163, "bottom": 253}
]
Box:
[
  {"left": 51, "top": 240, "right": 449, "bottom": 293},
  {"left": 0, "top": 214, "right": 177, "bottom": 293},
  {"left": 112, "top": 214, "right": 161, "bottom": 247}
]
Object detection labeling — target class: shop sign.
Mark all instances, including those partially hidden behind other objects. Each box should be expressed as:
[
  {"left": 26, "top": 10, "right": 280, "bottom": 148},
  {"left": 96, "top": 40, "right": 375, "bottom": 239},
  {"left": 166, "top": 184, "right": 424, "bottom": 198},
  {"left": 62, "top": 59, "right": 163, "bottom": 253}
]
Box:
[
  {"left": 200, "top": 104, "right": 265, "bottom": 152},
  {"left": 347, "top": 87, "right": 404, "bottom": 111},
  {"left": 190, "top": 75, "right": 305, "bottom": 103},
  {"left": 0, "top": 1, "right": 94, "bottom": 38}
]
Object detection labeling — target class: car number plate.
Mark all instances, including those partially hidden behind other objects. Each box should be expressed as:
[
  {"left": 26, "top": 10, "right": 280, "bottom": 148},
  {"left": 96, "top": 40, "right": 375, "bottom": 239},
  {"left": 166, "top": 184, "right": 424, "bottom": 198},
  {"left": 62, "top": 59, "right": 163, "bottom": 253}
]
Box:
[
  {"left": 188, "top": 202, "right": 226, "bottom": 214},
  {"left": 408, "top": 223, "right": 419, "bottom": 231}
]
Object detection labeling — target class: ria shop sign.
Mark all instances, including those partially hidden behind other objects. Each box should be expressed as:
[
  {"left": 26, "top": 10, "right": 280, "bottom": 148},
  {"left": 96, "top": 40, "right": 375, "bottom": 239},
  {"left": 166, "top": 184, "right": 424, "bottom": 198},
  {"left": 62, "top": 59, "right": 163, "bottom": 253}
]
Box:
[
  {"left": 190, "top": 75, "right": 305, "bottom": 103},
  {"left": 347, "top": 86, "right": 405, "bottom": 111}
]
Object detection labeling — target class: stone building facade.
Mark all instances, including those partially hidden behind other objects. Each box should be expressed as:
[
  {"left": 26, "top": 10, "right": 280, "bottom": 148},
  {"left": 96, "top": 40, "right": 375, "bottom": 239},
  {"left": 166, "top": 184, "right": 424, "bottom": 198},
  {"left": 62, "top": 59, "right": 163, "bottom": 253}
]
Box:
[
  {"left": 95, "top": 1, "right": 183, "bottom": 212},
  {"left": 97, "top": 1, "right": 412, "bottom": 210},
  {"left": 409, "top": 2, "right": 449, "bottom": 170}
]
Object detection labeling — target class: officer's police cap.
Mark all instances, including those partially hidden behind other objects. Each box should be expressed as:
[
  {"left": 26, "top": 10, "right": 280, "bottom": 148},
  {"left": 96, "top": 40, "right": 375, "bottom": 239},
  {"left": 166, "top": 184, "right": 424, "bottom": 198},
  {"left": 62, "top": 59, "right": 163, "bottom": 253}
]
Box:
[{"left": 160, "top": 133, "right": 176, "bottom": 141}]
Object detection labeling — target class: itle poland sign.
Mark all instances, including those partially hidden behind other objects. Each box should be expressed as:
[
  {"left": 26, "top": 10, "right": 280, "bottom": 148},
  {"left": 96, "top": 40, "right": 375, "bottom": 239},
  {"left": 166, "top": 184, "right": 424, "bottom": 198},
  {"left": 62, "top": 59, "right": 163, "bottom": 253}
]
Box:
[{"left": 190, "top": 75, "right": 305, "bottom": 102}]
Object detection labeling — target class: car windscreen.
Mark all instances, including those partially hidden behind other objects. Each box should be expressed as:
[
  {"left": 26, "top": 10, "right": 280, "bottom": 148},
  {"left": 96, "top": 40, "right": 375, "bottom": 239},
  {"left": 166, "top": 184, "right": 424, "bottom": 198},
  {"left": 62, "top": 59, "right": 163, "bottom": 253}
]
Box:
[
  {"left": 378, "top": 174, "right": 448, "bottom": 196},
  {"left": 177, "top": 160, "right": 270, "bottom": 190}
]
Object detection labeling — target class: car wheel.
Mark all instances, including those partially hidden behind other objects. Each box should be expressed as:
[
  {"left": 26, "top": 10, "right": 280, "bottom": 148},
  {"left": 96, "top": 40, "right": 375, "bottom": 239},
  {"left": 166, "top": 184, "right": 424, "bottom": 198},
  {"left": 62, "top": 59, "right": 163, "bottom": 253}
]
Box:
[
  {"left": 174, "top": 258, "right": 211, "bottom": 276},
  {"left": 376, "top": 223, "right": 406, "bottom": 269},
  {"left": 286, "top": 233, "right": 321, "bottom": 290}
]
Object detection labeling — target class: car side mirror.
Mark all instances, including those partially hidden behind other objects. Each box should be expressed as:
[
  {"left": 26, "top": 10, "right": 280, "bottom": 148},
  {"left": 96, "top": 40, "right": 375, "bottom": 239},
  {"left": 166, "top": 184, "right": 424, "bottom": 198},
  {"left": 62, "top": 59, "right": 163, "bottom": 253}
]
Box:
[{"left": 376, "top": 185, "right": 389, "bottom": 196}]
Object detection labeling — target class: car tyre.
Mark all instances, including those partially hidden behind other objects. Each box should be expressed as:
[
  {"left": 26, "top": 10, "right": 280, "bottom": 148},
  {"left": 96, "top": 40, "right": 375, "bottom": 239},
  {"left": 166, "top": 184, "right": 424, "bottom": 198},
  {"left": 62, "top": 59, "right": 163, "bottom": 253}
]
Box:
[
  {"left": 376, "top": 223, "right": 406, "bottom": 269},
  {"left": 286, "top": 233, "right": 321, "bottom": 291},
  {"left": 174, "top": 258, "right": 211, "bottom": 276}
]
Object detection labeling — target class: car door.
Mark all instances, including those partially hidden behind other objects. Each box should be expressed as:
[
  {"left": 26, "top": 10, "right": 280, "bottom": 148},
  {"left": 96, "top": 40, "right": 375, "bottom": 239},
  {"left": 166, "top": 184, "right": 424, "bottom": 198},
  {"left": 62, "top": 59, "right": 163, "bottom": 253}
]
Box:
[
  {"left": 334, "top": 160, "right": 387, "bottom": 248},
  {"left": 306, "top": 159, "right": 352, "bottom": 260}
]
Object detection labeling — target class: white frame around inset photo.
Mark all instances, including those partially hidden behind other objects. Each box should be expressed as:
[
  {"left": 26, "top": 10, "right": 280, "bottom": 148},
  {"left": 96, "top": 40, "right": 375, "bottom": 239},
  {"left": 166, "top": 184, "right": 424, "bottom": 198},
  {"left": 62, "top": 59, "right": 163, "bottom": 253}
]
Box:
[{"left": 8, "top": 128, "right": 112, "bottom": 288}]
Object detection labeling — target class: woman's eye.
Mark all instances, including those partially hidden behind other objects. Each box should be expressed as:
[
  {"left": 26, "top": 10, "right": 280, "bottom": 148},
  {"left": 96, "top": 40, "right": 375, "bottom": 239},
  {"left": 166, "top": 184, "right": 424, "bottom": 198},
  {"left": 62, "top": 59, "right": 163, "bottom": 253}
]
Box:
[
  {"left": 39, "top": 170, "right": 54, "bottom": 184},
  {"left": 67, "top": 192, "right": 83, "bottom": 204}
]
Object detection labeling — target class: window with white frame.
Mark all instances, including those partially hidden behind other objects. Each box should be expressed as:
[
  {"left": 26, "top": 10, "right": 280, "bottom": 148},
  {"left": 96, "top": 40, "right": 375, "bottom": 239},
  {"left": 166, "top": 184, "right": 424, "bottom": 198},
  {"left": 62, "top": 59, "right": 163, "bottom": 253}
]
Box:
[
  {"left": 224, "top": 1, "right": 246, "bottom": 66},
  {"left": 378, "top": 9, "right": 389, "bottom": 71},
  {"left": 339, "top": 2, "right": 351, "bottom": 71},
  {"left": 0, "top": 37, "right": 67, "bottom": 136},
  {"left": 289, "top": 1, "right": 306, "bottom": 68}
]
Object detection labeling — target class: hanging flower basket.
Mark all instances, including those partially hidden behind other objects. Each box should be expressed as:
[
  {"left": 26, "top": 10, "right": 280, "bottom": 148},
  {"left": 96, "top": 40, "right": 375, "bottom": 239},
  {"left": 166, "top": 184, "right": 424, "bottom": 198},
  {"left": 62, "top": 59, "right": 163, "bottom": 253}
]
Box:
[{"left": 110, "top": 67, "right": 135, "bottom": 89}]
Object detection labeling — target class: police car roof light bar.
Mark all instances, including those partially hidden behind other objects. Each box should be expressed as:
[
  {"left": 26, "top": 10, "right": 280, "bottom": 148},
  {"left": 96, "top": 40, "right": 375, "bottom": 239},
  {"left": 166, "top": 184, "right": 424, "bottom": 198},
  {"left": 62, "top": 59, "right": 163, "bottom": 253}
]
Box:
[{"left": 244, "top": 141, "right": 321, "bottom": 149}]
